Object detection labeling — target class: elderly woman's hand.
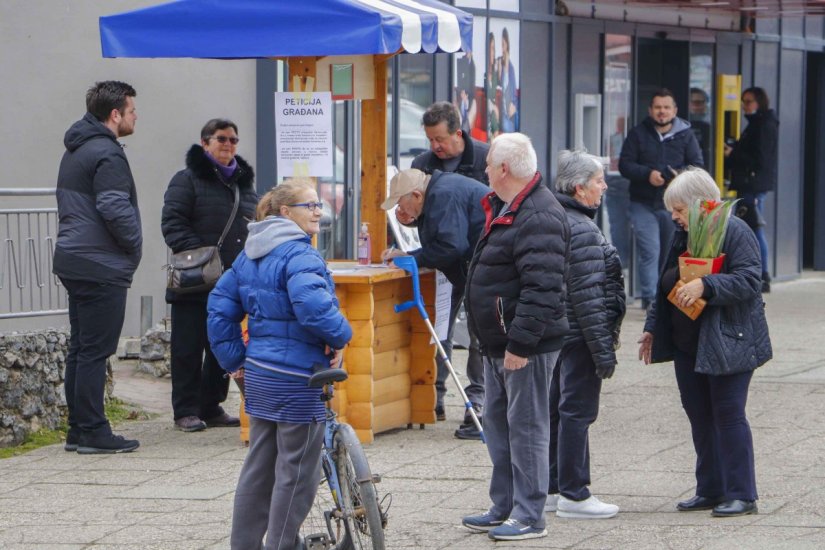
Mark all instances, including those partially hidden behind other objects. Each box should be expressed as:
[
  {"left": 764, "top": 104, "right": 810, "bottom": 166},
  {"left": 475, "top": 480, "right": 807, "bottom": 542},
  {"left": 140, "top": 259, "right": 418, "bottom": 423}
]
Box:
[
  {"left": 638, "top": 332, "right": 653, "bottom": 365},
  {"left": 325, "top": 345, "right": 344, "bottom": 369},
  {"left": 676, "top": 278, "right": 705, "bottom": 309}
]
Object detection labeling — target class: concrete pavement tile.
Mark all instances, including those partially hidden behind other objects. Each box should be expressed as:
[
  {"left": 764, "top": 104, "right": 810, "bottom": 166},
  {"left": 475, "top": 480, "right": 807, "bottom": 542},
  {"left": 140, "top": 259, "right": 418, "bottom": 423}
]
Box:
[
  {"left": 0, "top": 509, "right": 156, "bottom": 527},
  {"left": 40, "top": 468, "right": 163, "bottom": 485},
  {"left": 703, "top": 526, "right": 825, "bottom": 548},
  {"left": 95, "top": 525, "right": 212, "bottom": 548},
  {"left": 595, "top": 468, "right": 695, "bottom": 497},
  {"left": 0, "top": 546, "right": 84, "bottom": 550},
  {"left": 0, "top": 524, "right": 124, "bottom": 546},
  {"left": 71, "top": 457, "right": 201, "bottom": 472},
  {"left": 1, "top": 482, "right": 129, "bottom": 500},
  {"left": 0, "top": 496, "right": 75, "bottom": 513}
]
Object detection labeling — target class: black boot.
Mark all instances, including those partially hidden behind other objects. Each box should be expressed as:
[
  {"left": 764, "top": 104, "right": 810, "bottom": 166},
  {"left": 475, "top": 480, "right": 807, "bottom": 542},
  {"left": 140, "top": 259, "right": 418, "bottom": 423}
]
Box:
[{"left": 761, "top": 272, "right": 771, "bottom": 293}]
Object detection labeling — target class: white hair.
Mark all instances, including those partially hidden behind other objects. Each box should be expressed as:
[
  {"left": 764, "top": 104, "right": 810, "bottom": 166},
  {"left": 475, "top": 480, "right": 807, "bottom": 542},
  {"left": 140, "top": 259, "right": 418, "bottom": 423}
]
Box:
[
  {"left": 663, "top": 167, "right": 721, "bottom": 211},
  {"left": 489, "top": 133, "right": 537, "bottom": 179},
  {"left": 554, "top": 149, "right": 604, "bottom": 194}
]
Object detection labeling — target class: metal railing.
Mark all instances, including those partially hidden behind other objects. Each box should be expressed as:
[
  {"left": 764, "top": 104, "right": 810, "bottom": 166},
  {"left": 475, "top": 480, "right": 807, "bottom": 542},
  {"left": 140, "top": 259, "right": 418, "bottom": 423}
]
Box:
[{"left": 0, "top": 188, "right": 68, "bottom": 319}]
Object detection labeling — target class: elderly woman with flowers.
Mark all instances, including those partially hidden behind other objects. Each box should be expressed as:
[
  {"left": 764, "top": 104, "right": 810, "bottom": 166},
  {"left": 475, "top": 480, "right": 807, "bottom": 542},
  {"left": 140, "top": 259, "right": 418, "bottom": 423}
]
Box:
[{"left": 638, "top": 167, "right": 771, "bottom": 517}]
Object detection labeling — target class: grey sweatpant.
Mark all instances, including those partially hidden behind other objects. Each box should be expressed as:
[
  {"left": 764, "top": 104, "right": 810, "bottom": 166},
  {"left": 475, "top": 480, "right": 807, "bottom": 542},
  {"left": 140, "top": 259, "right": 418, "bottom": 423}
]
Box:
[
  {"left": 483, "top": 351, "right": 558, "bottom": 529},
  {"left": 231, "top": 416, "right": 324, "bottom": 550}
]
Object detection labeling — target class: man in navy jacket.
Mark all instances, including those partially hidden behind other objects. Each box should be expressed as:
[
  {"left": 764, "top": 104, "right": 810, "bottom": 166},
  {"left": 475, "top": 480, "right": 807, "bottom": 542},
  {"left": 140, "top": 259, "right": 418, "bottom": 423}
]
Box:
[
  {"left": 381, "top": 168, "right": 488, "bottom": 439},
  {"left": 619, "top": 88, "right": 703, "bottom": 309},
  {"left": 54, "top": 81, "right": 142, "bottom": 455}
]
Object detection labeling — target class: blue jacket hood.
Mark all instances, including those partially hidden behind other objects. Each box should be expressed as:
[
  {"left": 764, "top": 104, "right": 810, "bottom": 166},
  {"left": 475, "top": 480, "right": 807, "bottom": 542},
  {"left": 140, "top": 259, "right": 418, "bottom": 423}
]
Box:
[{"left": 244, "top": 216, "right": 308, "bottom": 259}]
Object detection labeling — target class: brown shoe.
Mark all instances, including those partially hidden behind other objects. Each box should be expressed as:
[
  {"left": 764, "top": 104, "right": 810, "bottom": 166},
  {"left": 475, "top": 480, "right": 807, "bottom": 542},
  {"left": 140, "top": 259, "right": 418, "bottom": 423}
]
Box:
[
  {"left": 175, "top": 416, "right": 207, "bottom": 432},
  {"left": 203, "top": 412, "right": 240, "bottom": 428}
]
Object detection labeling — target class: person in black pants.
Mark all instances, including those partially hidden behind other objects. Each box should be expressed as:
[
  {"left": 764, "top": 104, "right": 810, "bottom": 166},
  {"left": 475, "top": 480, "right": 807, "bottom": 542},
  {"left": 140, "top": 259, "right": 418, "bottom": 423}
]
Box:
[
  {"left": 639, "top": 167, "right": 772, "bottom": 517},
  {"left": 54, "top": 81, "right": 142, "bottom": 454},
  {"left": 162, "top": 119, "right": 258, "bottom": 432},
  {"left": 547, "top": 150, "right": 626, "bottom": 519}
]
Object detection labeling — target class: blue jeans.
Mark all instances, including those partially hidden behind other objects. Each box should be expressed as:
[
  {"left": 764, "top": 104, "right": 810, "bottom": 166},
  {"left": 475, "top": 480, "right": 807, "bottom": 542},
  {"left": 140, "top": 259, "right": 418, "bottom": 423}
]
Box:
[
  {"left": 629, "top": 201, "right": 676, "bottom": 300},
  {"left": 605, "top": 176, "right": 632, "bottom": 268},
  {"left": 739, "top": 192, "right": 770, "bottom": 274}
]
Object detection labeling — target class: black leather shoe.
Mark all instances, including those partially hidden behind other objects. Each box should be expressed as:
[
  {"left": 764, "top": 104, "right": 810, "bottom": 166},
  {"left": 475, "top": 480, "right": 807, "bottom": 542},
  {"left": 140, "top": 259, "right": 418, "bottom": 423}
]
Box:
[
  {"left": 454, "top": 423, "right": 482, "bottom": 440},
  {"left": 712, "top": 499, "right": 757, "bottom": 517},
  {"left": 677, "top": 495, "right": 725, "bottom": 511}
]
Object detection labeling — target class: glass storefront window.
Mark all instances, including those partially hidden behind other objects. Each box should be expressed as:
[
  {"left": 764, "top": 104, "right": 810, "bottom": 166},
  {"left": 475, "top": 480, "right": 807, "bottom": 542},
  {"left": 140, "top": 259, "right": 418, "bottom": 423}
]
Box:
[
  {"left": 689, "top": 43, "right": 714, "bottom": 171},
  {"left": 603, "top": 35, "right": 632, "bottom": 175}
]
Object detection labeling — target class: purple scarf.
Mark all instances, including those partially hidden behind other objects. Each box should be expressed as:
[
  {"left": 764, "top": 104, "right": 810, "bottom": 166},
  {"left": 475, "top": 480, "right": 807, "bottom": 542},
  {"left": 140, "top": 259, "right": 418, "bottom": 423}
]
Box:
[{"left": 205, "top": 150, "right": 238, "bottom": 180}]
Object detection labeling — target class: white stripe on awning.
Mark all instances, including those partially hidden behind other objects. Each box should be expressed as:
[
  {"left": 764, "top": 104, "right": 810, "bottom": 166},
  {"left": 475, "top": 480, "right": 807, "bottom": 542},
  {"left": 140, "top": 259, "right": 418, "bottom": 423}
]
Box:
[
  {"left": 355, "top": 0, "right": 422, "bottom": 53},
  {"left": 391, "top": 0, "right": 461, "bottom": 53}
]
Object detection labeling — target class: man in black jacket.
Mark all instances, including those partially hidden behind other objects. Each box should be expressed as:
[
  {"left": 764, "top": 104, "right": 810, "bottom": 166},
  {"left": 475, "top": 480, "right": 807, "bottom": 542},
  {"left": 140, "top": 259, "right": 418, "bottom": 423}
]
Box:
[
  {"left": 411, "top": 101, "right": 489, "bottom": 185},
  {"left": 619, "top": 89, "right": 703, "bottom": 309},
  {"left": 462, "top": 133, "right": 570, "bottom": 541},
  {"left": 380, "top": 168, "right": 488, "bottom": 439},
  {"left": 54, "top": 81, "right": 142, "bottom": 454}
]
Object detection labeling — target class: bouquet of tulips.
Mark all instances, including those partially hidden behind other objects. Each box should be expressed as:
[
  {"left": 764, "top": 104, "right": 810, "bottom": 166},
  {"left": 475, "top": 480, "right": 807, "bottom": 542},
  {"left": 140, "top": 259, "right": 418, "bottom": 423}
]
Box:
[
  {"left": 687, "top": 199, "right": 737, "bottom": 259},
  {"left": 670, "top": 198, "right": 737, "bottom": 320}
]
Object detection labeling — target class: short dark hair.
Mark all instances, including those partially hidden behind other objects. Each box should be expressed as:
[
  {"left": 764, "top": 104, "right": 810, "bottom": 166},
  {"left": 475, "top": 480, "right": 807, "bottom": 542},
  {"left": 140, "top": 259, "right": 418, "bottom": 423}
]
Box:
[
  {"left": 690, "top": 87, "right": 709, "bottom": 102},
  {"left": 86, "top": 81, "right": 136, "bottom": 123},
  {"left": 422, "top": 101, "right": 461, "bottom": 134},
  {"left": 502, "top": 27, "right": 510, "bottom": 48},
  {"left": 650, "top": 88, "right": 676, "bottom": 107},
  {"left": 200, "top": 118, "right": 239, "bottom": 141},
  {"left": 742, "top": 87, "right": 770, "bottom": 110}
]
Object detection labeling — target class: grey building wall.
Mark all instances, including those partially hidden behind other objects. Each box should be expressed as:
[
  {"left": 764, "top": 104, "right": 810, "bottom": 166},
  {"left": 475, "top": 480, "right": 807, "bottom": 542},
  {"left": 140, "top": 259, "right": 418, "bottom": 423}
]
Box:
[{"left": 0, "top": 0, "right": 257, "bottom": 336}]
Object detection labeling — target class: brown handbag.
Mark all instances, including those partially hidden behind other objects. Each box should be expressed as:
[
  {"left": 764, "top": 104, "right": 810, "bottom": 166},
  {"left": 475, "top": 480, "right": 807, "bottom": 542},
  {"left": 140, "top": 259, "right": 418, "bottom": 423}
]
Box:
[{"left": 166, "top": 185, "right": 240, "bottom": 294}]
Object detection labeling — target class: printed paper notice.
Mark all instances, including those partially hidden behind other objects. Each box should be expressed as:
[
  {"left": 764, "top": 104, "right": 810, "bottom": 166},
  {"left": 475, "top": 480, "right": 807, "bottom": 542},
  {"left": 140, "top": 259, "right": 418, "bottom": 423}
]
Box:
[
  {"left": 433, "top": 271, "right": 452, "bottom": 342},
  {"left": 275, "top": 91, "right": 333, "bottom": 177}
]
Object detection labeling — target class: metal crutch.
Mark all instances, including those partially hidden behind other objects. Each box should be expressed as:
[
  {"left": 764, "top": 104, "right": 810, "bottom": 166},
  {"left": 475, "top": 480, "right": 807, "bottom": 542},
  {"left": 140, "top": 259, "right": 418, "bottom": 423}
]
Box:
[{"left": 392, "top": 256, "right": 485, "bottom": 444}]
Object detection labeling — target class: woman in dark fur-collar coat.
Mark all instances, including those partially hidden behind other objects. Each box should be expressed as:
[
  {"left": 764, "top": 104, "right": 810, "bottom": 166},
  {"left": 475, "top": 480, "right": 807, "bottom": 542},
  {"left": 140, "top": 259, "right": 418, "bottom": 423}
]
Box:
[{"left": 161, "top": 118, "right": 258, "bottom": 433}]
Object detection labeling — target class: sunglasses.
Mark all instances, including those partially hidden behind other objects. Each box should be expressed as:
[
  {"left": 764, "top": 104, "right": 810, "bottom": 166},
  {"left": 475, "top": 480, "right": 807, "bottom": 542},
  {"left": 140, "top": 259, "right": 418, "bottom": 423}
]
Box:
[
  {"left": 209, "top": 135, "right": 239, "bottom": 145},
  {"left": 288, "top": 201, "right": 323, "bottom": 212}
]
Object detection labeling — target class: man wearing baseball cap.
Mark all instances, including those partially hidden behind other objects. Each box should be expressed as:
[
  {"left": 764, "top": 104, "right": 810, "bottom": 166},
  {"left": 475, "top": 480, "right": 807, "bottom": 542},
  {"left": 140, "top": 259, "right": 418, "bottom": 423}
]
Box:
[{"left": 381, "top": 168, "right": 488, "bottom": 439}]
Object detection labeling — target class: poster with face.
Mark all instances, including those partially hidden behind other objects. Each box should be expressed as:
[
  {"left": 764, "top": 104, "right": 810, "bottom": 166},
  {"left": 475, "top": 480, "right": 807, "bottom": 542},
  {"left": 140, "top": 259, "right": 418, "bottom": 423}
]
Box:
[
  {"left": 488, "top": 18, "right": 520, "bottom": 136},
  {"left": 453, "top": 16, "right": 487, "bottom": 142}
]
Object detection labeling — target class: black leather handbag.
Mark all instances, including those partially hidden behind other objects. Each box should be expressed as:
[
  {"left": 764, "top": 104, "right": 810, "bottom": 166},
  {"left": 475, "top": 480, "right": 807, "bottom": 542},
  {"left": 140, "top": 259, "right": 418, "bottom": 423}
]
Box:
[{"left": 166, "top": 185, "right": 240, "bottom": 294}]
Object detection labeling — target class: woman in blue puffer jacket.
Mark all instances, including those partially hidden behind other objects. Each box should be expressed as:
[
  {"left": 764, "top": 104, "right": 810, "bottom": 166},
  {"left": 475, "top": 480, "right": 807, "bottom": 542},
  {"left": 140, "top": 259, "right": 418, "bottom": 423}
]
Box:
[{"left": 207, "top": 179, "right": 352, "bottom": 550}]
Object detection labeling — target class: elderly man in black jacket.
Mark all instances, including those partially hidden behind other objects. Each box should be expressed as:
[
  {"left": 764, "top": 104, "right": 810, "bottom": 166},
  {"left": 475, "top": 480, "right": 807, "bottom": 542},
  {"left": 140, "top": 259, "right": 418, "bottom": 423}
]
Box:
[
  {"left": 54, "top": 81, "right": 142, "bottom": 454},
  {"left": 620, "top": 89, "right": 703, "bottom": 309},
  {"left": 547, "top": 150, "right": 626, "bottom": 520},
  {"left": 380, "top": 168, "right": 488, "bottom": 435},
  {"left": 462, "top": 133, "right": 570, "bottom": 542}
]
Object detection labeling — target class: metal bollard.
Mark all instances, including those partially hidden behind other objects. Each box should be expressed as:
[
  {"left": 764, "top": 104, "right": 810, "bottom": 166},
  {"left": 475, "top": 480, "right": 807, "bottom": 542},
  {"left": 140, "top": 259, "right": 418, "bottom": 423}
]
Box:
[{"left": 140, "top": 295, "right": 153, "bottom": 336}]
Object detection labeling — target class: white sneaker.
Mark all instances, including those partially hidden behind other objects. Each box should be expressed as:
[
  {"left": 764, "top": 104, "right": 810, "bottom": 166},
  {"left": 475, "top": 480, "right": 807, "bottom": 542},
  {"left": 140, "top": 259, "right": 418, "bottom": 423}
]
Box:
[
  {"left": 556, "top": 495, "right": 619, "bottom": 519},
  {"left": 544, "top": 494, "right": 559, "bottom": 513}
]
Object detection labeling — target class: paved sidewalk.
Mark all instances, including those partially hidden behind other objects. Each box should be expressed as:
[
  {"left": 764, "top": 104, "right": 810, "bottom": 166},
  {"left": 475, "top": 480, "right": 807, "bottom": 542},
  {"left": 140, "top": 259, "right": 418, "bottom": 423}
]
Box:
[{"left": 2, "top": 275, "right": 825, "bottom": 549}]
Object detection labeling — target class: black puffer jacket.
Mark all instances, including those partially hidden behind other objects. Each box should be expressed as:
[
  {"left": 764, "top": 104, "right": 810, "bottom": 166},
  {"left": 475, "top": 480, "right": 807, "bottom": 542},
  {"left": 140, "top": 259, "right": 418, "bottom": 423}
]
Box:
[
  {"left": 644, "top": 216, "right": 772, "bottom": 375},
  {"left": 465, "top": 173, "right": 570, "bottom": 358},
  {"left": 54, "top": 113, "right": 142, "bottom": 287},
  {"left": 555, "top": 194, "right": 626, "bottom": 372},
  {"left": 161, "top": 145, "right": 258, "bottom": 302},
  {"left": 728, "top": 109, "right": 779, "bottom": 194},
  {"left": 412, "top": 131, "right": 490, "bottom": 185}
]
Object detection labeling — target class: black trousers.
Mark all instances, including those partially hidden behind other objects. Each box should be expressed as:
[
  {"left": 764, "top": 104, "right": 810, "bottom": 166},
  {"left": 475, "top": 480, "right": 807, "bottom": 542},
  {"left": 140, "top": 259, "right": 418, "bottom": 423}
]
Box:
[
  {"left": 548, "top": 341, "right": 602, "bottom": 501},
  {"left": 170, "top": 301, "right": 229, "bottom": 420},
  {"left": 674, "top": 351, "right": 758, "bottom": 501},
  {"left": 62, "top": 278, "right": 127, "bottom": 436},
  {"left": 435, "top": 284, "right": 484, "bottom": 412}
]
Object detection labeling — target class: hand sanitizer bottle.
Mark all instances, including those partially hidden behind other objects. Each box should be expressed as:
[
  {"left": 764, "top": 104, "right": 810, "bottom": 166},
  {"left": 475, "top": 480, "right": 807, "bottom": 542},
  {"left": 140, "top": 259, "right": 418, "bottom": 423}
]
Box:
[{"left": 357, "top": 222, "right": 371, "bottom": 265}]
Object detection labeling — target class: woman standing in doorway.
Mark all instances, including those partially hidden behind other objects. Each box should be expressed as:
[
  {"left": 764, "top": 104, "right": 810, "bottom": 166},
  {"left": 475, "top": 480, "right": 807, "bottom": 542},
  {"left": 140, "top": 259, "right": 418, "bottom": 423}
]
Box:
[{"left": 724, "top": 87, "right": 778, "bottom": 292}]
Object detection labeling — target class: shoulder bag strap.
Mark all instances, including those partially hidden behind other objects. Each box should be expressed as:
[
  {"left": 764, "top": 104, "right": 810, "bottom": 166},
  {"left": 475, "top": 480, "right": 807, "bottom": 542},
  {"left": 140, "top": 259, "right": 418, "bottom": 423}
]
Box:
[{"left": 216, "top": 184, "right": 240, "bottom": 250}]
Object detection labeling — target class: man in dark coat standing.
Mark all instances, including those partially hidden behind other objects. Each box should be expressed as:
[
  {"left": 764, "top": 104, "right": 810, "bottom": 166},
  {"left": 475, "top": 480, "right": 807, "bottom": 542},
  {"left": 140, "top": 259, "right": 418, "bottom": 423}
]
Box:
[
  {"left": 409, "top": 101, "right": 490, "bottom": 439},
  {"left": 620, "top": 88, "right": 703, "bottom": 309},
  {"left": 54, "top": 81, "right": 142, "bottom": 454},
  {"left": 462, "top": 133, "right": 570, "bottom": 541}
]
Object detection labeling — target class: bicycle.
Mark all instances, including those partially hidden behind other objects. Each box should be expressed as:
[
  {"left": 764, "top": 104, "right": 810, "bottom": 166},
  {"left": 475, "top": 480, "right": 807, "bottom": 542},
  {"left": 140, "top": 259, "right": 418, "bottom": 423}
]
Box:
[{"left": 300, "top": 367, "right": 389, "bottom": 550}]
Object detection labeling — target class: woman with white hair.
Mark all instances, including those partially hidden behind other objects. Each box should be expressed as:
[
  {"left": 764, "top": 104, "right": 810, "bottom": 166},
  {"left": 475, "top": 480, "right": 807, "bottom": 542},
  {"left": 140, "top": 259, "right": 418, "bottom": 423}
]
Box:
[
  {"left": 638, "top": 167, "right": 771, "bottom": 517},
  {"left": 545, "top": 150, "right": 625, "bottom": 519}
]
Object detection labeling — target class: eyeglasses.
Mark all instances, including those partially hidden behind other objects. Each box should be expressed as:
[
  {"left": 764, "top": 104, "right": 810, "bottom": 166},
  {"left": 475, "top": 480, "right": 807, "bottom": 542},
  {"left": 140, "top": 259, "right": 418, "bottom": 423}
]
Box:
[
  {"left": 209, "top": 135, "right": 239, "bottom": 145},
  {"left": 288, "top": 201, "right": 323, "bottom": 212}
]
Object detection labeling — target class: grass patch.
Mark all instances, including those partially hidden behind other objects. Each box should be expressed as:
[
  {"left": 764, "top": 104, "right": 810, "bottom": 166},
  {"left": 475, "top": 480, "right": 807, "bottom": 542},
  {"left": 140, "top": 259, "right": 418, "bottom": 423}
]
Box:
[{"left": 0, "top": 398, "right": 152, "bottom": 459}]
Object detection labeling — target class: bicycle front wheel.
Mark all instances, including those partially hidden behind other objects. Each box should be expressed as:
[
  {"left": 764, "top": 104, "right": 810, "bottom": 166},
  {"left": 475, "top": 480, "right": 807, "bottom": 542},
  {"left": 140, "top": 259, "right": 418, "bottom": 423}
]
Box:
[{"left": 334, "top": 424, "right": 385, "bottom": 550}]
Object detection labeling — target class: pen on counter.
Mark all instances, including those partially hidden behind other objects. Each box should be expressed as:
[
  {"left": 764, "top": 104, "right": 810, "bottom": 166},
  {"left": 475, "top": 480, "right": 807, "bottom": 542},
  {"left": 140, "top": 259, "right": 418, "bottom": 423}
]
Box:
[{"left": 383, "top": 244, "right": 396, "bottom": 266}]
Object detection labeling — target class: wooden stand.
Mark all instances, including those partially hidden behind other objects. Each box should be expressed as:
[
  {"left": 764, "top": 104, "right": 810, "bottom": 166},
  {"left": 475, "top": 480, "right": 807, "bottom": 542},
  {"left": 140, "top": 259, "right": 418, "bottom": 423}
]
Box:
[{"left": 239, "top": 263, "right": 437, "bottom": 445}]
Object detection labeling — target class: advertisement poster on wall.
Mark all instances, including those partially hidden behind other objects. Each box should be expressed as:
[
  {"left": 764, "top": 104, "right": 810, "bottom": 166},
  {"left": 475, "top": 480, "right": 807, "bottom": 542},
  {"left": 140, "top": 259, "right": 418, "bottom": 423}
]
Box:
[
  {"left": 453, "top": 15, "right": 486, "bottom": 141},
  {"left": 488, "top": 18, "right": 520, "bottom": 137}
]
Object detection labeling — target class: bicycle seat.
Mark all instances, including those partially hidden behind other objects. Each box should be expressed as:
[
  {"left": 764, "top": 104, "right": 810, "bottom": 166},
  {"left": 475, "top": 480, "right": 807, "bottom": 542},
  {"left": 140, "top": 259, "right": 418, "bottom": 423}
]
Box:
[{"left": 308, "top": 368, "right": 349, "bottom": 388}]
